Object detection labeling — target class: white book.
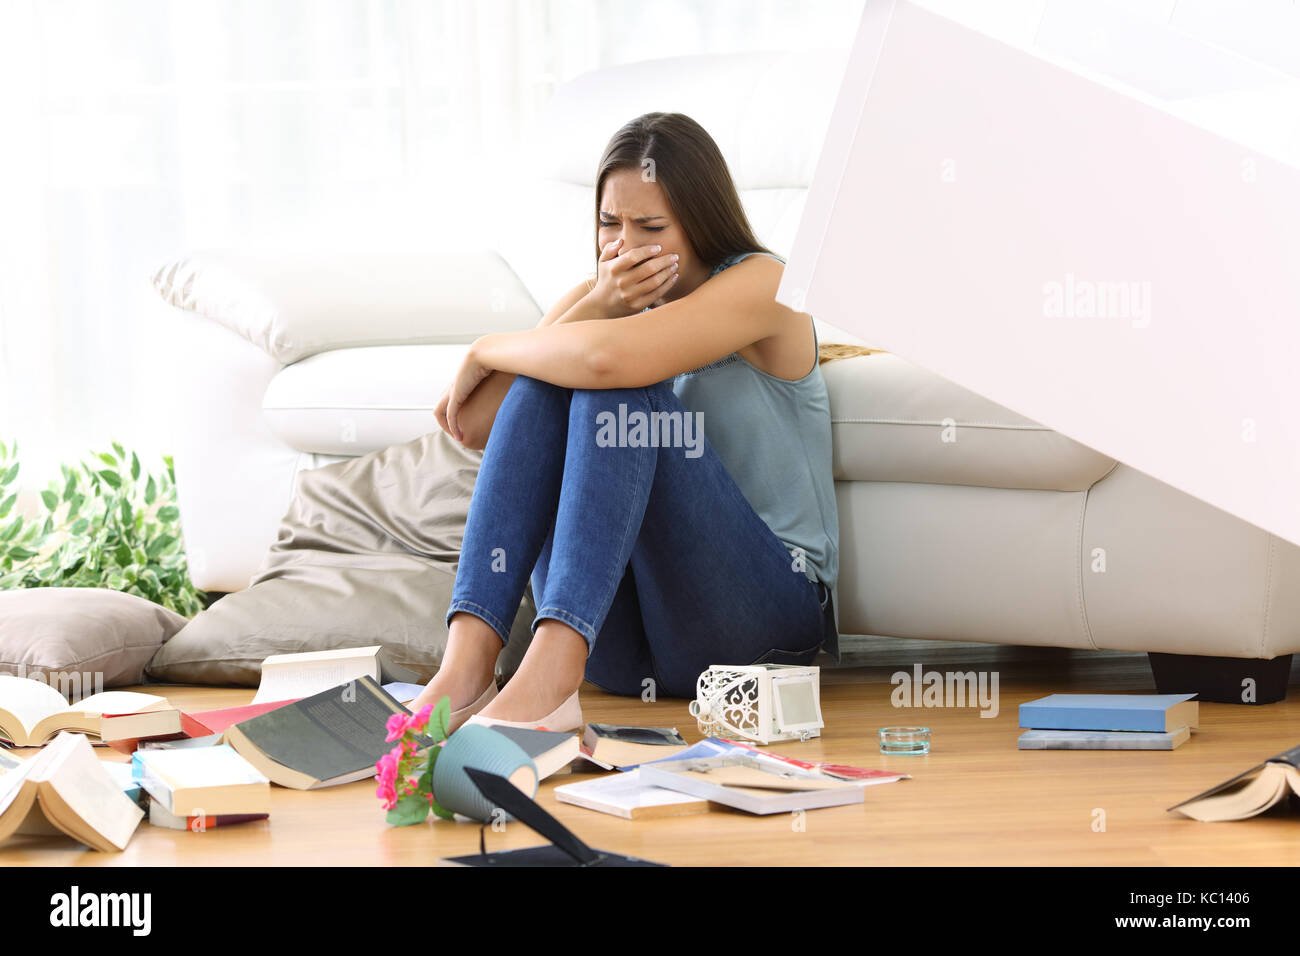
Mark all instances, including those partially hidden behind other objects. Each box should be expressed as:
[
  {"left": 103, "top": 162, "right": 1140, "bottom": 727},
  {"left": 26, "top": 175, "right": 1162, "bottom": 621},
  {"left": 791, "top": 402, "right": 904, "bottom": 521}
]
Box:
[
  {"left": 252, "top": 645, "right": 385, "bottom": 704},
  {"left": 382, "top": 682, "right": 426, "bottom": 706},
  {"left": 0, "top": 675, "right": 169, "bottom": 746},
  {"left": 553, "top": 769, "right": 710, "bottom": 820},
  {"left": 0, "top": 733, "right": 144, "bottom": 851},
  {"left": 638, "top": 754, "right": 866, "bottom": 815},
  {"left": 1018, "top": 727, "right": 1191, "bottom": 750},
  {"left": 131, "top": 744, "right": 270, "bottom": 816}
]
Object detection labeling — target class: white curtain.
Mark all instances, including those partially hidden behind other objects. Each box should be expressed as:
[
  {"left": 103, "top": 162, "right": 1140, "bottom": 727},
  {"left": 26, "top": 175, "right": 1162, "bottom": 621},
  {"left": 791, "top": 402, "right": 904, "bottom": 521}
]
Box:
[{"left": 0, "top": 0, "right": 865, "bottom": 509}]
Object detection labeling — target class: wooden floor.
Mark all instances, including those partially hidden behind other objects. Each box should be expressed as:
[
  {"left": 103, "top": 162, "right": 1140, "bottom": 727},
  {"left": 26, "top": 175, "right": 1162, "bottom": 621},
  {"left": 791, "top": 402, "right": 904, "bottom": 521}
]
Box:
[{"left": 4, "top": 640, "right": 1299, "bottom": 866}]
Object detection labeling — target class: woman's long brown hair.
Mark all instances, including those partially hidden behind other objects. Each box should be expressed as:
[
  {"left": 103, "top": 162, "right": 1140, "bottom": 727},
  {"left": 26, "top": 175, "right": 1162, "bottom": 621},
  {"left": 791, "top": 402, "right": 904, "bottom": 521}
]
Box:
[{"left": 594, "top": 112, "right": 881, "bottom": 365}]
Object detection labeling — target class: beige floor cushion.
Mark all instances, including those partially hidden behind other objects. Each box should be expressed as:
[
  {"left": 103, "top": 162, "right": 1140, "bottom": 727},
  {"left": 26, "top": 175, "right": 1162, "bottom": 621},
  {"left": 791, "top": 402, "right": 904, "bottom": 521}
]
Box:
[
  {"left": 146, "top": 429, "right": 535, "bottom": 687},
  {"left": 0, "top": 586, "right": 188, "bottom": 688}
]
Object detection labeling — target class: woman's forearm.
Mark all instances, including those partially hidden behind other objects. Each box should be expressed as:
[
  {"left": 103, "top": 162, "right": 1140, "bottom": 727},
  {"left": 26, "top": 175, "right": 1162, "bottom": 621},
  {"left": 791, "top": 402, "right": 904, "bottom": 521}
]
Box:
[
  {"left": 471, "top": 317, "right": 620, "bottom": 390},
  {"left": 450, "top": 292, "right": 611, "bottom": 447},
  {"left": 547, "top": 291, "right": 610, "bottom": 327},
  {"left": 447, "top": 369, "right": 515, "bottom": 450}
]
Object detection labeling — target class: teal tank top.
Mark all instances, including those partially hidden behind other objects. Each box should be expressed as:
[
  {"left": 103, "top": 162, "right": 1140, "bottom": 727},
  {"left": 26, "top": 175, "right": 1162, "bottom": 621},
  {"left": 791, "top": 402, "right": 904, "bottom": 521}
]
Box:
[{"left": 666, "top": 251, "right": 841, "bottom": 657}]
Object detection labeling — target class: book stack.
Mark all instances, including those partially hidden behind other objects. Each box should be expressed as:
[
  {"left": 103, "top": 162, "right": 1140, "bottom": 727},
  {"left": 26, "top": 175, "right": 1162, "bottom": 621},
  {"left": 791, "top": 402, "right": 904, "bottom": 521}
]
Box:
[
  {"left": 1018, "top": 693, "right": 1199, "bottom": 750},
  {"left": 132, "top": 744, "right": 271, "bottom": 831}
]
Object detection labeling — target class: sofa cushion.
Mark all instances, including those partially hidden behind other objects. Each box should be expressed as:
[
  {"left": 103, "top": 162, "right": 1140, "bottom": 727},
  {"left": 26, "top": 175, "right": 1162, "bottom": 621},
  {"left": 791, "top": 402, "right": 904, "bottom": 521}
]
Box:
[
  {"left": 146, "top": 429, "right": 536, "bottom": 687},
  {"left": 261, "top": 344, "right": 470, "bottom": 455},
  {"left": 823, "top": 353, "right": 1117, "bottom": 491},
  {"left": 151, "top": 248, "right": 540, "bottom": 366},
  {"left": 0, "top": 587, "right": 188, "bottom": 688}
]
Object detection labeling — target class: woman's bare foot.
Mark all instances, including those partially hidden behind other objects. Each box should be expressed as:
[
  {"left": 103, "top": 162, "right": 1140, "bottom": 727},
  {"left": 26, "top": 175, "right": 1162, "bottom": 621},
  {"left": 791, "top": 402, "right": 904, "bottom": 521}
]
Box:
[
  {"left": 476, "top": 620, "right": 588, "bottom": 723},
  {"left": 409, "top": 613, "right": 502, "bottom": 716}
]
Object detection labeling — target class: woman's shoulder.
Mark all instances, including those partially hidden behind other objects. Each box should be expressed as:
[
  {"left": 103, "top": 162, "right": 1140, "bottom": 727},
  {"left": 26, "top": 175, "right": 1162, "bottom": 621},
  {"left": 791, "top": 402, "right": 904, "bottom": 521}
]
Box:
[{"left": 710, "top": 250, "right": 787, "bottom": 277}]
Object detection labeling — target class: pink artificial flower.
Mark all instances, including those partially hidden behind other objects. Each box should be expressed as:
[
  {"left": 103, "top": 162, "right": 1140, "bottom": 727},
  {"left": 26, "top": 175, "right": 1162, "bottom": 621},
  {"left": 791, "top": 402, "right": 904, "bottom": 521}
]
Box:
[
  {"left": 385, "top": 711, "right": 412, "bottom": 742},
  {"left": 376, "top": 748, "right": 407, "bottom": 810},
  {"left": 408, "top": 703, "right": 434, "bottom": 733}
]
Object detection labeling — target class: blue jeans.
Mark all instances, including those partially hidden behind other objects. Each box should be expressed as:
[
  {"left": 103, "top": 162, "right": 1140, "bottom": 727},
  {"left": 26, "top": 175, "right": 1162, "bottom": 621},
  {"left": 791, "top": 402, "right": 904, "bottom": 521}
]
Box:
[{"left": 445, "top": 374, "right": 830, "bottom": 699}]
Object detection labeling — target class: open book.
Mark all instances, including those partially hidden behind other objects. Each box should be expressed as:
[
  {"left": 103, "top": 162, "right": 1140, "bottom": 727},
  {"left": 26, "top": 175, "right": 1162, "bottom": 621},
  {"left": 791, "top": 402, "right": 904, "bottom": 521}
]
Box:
[
  {"left": 0, "top": 733, "right": 145, "bottom": 851},
  {"left": 252, "top": 646, "right": 387, "bottom": 705},
  {"left": 638, "top": 752, "right": 867, "bottom": 815},
  {"left": 0, "top": 676, "right": 170, "bottom": 747},
  {"left": 225, "top": 676, "right": 420, "bottom": 789},
  {"left": 1168, "top": 744, "right": 1300, "bottom": 821}
]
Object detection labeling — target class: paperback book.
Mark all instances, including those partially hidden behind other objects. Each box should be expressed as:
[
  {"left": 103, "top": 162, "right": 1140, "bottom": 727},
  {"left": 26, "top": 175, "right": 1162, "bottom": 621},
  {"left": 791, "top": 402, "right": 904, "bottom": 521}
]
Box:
[
  {"left": 225, "top": 675, "right": 424, "bottom": 789},
  {"left": 131, "top": 744, "right": 271, "bottom": 816},
  {"left": 1018, "top": 727, "right": 1191, "bottom": 750},
  {"left": 0, "top": 733, "right": 144, "bottom": 851},
  {"left": 0, "top": 676, "right": 170, "bottom": 746},
  {"left": 1019, "top": 693, "right": 1198, "bottom": 733},
  {"left": 1168, "top": 743, "right": 1300, "bottom": 821}
]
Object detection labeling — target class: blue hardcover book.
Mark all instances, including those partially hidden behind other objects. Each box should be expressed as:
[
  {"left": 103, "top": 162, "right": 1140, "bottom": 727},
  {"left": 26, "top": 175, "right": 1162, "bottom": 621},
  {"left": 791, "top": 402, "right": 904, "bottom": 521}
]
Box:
[{"left": 1019, "top": 694, "right": 1198, "bottom": 732}]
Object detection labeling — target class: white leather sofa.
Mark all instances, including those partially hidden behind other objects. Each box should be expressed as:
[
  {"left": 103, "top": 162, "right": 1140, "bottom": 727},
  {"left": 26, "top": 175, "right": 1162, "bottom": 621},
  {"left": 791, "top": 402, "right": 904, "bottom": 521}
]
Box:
[{"left": 146, "top": 50, "right": 1300, "bottom": 702}]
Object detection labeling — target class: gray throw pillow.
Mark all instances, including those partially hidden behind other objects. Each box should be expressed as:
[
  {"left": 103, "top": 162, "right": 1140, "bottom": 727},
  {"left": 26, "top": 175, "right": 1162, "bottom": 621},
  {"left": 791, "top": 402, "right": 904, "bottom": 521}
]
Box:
[
  {"left": 0, "top": 586, "right": 188, "bottom": 689},
  {"left": 146, "top": 429, "right": 536, "bottom": 687}
]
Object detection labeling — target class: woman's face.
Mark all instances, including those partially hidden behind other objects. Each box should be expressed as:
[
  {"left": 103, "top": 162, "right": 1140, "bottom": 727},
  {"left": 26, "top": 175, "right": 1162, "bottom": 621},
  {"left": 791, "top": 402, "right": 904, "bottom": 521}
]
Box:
[{"left": 598, "top": 168, "right": 705, "bottom": 304}]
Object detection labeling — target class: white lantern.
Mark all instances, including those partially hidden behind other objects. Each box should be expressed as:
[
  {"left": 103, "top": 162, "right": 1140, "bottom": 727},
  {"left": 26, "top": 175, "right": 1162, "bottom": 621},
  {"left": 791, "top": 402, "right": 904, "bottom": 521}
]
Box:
[{"left": 688, "top": 664, "right": 823, "bottom": 745}]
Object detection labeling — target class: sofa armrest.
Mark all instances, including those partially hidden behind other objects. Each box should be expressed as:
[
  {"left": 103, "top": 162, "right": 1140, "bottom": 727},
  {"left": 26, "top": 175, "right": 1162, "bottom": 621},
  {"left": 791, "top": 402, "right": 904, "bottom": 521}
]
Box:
[{"left": 150, "top": 247, "right": 543, "bottom": 365}]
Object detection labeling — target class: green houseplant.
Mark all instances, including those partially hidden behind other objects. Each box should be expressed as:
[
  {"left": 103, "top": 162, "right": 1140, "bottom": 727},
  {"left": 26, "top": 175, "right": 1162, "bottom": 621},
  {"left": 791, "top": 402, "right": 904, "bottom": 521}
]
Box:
[{"left": 0, "top": 438, "right": 210, "bottom": 616}]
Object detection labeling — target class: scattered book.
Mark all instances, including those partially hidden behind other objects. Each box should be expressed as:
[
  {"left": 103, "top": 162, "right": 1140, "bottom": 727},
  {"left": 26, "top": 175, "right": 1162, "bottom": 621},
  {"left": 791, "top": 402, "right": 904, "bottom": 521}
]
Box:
[
  {"left": 101, "top": 760, "right": 149, "bottom": 809},
  {"left": 382, "top": 682, "right": 426, "bottom": 706},
  {"left": 1019, "top": 693, "right": 1198, "bottom": 733},
  {"left": 135, "top": 733, "right": 225, "bottom": 753},
  {"left": 1019, "top": 727, "right": 1191, "bottom": 750},
  {"left": 639, "top": 752, "right": 866, "bottom": 815},
  {"left": 576, "top": 723, "right": 689, "bottom": 770},
  {"left": 101, "top": 710, "right": 221, "bottom": 754},
  {"left": 486, "top": 727, "right": 580, "bottom": 781},
  {"left": 0, "top": 676, "right": 170, "bottom": 746},
  {"left": 105, "top": 699, "right": 301, "bottom": 755},
  {"left": 131, "top": 744, "right": 270, "bottom": 817},
  {"left": 225, "top": 675, "right": 424, "bottom": 789},
  {"left": 1168, "top": 743, "right": 1300, "bottom": 821},
  {"left": 709, "top": 738, "right": 911, "bottom": 786},
  {"left": 147, "top": 798, "right": 268, "bottom": 831},
  {"left": 252, "top": 645, "right": 387, "bottom": 705},
  {"left": 554, "top": 768, "right": 711, "bottom": 820},
  {"left": 0, "top": 733, "right": 144, "bottom": 851}
]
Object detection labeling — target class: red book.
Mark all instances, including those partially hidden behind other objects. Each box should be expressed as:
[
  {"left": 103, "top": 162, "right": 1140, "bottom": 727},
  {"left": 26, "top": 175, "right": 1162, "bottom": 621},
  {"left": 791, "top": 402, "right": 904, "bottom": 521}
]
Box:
[
  {"left": 147, "top": 798, "right": 269, "bottom": 831},
  {"left": 718, "top": 739, "right": 908, "bottom": 784},
  {"left": 102, "top": 698, "right": 301, "bottom": 755},
  {"left": 189, "top": 699, "right": 302, "bottom": 735}
]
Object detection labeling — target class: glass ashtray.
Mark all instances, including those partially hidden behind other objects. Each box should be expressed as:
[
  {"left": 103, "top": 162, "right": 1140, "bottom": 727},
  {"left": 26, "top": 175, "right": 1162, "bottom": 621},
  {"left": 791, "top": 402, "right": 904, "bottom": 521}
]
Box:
[{"left": 878, "top": 726, "right": 931, "bottom": 755}]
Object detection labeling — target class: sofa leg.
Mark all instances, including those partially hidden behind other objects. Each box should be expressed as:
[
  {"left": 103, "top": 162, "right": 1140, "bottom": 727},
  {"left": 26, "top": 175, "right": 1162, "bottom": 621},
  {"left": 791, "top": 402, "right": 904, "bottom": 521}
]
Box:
[{"left": 1147, "top": 652, "right": 1292, "bottom": 705}]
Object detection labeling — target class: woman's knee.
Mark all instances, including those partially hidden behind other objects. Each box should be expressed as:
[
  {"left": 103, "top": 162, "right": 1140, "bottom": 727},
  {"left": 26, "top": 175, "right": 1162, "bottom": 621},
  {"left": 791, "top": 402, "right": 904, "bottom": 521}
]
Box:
[
  {"left": 508, "top": 374, "right": 568, "bottom": 401},
  {"left": 568, "top": 384, "right": 649, "bottom": 412},
  {"left": 568, "top": 382, "right": 683, "bottom": 426},
  {"left": 500, "top": 374, "right": 572, "bottom": 422}
]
